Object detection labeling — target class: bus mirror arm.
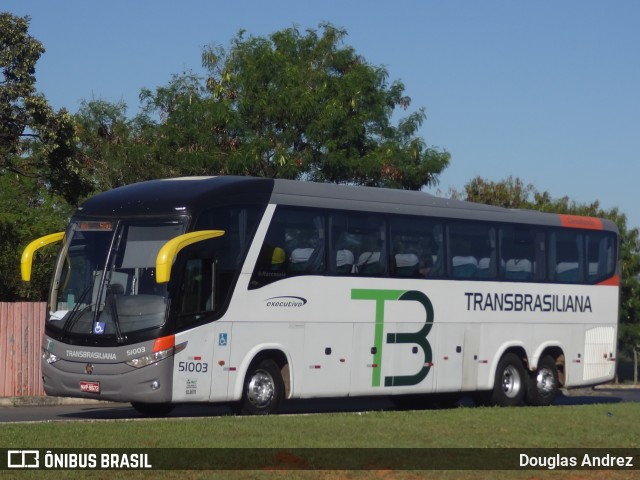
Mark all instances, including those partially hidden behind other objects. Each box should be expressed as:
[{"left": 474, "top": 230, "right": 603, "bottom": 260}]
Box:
[
  {"left": 21, "top": 232, "right": 65, "bottom": 282},
  {"left": 155, "top": 230, "right": 225, "bottom": 283}
]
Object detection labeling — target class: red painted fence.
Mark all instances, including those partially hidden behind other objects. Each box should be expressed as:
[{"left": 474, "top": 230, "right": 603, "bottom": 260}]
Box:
[{"left": 0, "top": 302, "right": 46, "bottom": 397}]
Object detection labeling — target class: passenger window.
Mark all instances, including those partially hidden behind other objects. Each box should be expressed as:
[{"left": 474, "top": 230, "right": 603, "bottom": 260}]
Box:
[
  {"left": 549, "top": 230, "right": 584, "bottom": 283},
  {"left": 250, "top": 207, "right": 325, "bottom": 288},
  {"left": 390, "top": 217, "right": 444, "bottom": 278},
  {"left": 586, "top": 231, "right": 616, "bottom": 283},
  {"left": 500, "top": 226, "right": 545, "bottom": 281},
  {"left": 330, "top": 213, "right": 386, "bottom": 276},
  {"left": 448, "top": 223, "right": 496, "bottom": 279}
]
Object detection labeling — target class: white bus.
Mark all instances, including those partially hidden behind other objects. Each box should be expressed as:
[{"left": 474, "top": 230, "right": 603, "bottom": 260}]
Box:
[{"left": 22, "top": 176, "right": 620, "bottom": 415}]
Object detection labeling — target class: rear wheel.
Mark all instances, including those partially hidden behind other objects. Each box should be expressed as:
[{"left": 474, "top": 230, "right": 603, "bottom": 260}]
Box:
[
  {"left": 525, "top": 355, "right": 559, "bottom": 406},
  {"left": 131, "top": 402, "right": 175, "bottom": 417},
  {"left": 488, "top": 353, "right": 526, "bottom": 406},
  {"left": 239, "top": 359, "right": 284, "bottom": 415}
]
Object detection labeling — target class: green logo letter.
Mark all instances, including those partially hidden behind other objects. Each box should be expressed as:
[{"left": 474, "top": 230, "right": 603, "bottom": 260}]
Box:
[
  {"left": 351, "top": 289, "right": 434, "bottom": 388},
  {"left": 385, "top": 290, "right": 434, "bottom": 387}
]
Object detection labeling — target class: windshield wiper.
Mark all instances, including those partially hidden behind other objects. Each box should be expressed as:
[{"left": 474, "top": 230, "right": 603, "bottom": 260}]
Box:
[
  {"left": 105, "top": 286, "right": 126, "bottom": 343},
  {"left": 62, "top": 285, "right": 94, "bottom": 335}
]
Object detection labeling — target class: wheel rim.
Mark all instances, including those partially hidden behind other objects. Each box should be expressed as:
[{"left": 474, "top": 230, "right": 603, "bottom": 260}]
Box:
[
  {"left": 502, "top": 365, "right": 522, "bottom": 398},
  {"left": 247, "top": 370, "right": 275, "bottom": 408},
  {"left": 536, "top": 367, "right": 556, "bottom": 395}
]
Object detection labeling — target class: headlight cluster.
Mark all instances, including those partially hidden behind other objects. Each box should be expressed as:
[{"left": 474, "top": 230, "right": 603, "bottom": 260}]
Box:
[{"left": 125, "top": 348, "right": 173, "bottom": 369}]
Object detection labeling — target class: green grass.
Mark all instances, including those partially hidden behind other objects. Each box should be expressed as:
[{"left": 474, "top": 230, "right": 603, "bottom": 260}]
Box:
[
  {"left": 2, "top": 403, "right": 640, "bottom": 448},
  {"left": 2, "top": 403, "right": 640, "bottom": 479}
]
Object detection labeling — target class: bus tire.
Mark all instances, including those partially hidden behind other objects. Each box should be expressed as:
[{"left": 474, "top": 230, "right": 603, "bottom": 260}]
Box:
[
  {"left": 239, "top": 359, "right": 284, "bottom": 415},
  {"left": 525, "top": 355, "right": 559, "bottom": 406},
  {"left": 131, "top": 402, "right": 175, "bottom": 417},
  {"left": 489, "top": 353, "right": 526, "bottom": 406}
]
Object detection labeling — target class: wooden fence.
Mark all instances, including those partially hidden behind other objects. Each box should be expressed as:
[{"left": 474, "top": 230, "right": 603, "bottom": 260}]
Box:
[{"left": 0, "top": 302, "right": 46, "bottom": 397}]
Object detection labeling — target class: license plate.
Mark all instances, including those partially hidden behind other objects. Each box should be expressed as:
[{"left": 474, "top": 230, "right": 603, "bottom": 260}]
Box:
[{"left": 80, "top": 381, "right": 100, "bottom": 394}]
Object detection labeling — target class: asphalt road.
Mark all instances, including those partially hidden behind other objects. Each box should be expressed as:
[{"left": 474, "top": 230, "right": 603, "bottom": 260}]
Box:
[{"left": 1, "top": 388, "right": 639, "bottom": 423}]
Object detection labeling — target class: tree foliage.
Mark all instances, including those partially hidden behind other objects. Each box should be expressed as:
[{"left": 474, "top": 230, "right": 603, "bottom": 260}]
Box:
[
  {"left": 0, "top": 12, "right": 90, "bottom": 204},
  {"left": 135, "top": 24, "right": 450, "bottom": 189},
  {"left": 459, "top": 176, "right": 640, "bottom": 355},
  {"left": 2, "top": 19, "right": 452, "bottom": 302},
  {"left": 0, "top": 174, "right": 71, "bottom": 300}
]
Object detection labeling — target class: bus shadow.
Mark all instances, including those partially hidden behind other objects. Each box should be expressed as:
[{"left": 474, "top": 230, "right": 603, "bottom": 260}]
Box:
[
  {"left": 555, "top": 388, "right": 624, "bottom": 406},
  {"left": 57, "top": 388, "right": 628, "bottom": 421}
]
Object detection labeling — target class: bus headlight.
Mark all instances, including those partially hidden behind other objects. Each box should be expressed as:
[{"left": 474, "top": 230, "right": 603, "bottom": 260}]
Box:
[
  {"left": 126, "top": 348, "right": 173, "bottom": 369},
  {"left": 125, "top": 337, "right": 187, "bottom": 369},
  {"left": 42, "top": 348, "right": 59, "bottom": 364}
]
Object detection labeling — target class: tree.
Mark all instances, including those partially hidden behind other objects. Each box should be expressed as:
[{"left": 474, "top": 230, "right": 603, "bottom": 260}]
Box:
[
  {"left": 73, "top": 99, "right": 166, "bottom": 191},
  {"left": 0, "top": 12, "right": 90, "bottom": 204},
  {"left": 0, "top": 174, "right": 72, "bottom": 300},
  {"left": 137, "top": 24, "right": 450, "bottom": 189},
  {"left": 0, "top": 13, "right": 94, "bottom": 302},
  {"left": 2, "top": 21, "right": 453, "bottom": 301},
  {"left": 459, "top": 176, "right": 640, "bottom": 380}
]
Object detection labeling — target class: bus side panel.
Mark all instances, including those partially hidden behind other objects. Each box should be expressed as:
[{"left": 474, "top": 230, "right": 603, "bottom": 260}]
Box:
[
  {"left": 209, "top": 321, "right": 233, "bottom": 401},
  {"left": 433, "top": 322, "right": 465, "bottom": 393},
  {"left": 172, "top": 325, "right": 217, "bottom": 402},
  {"left": 222, "top": 273, "right": 618, "bottom": 401},
  {"left": 582, "top": 325, "right": 617, "bottom": 384},
  {"left": 461, "top": 324, "right": 481, "bottom": 391},
  {"left": 385, "top": 296, "right": 439, "bottom": 395},
  {"left": 350, "top": 321, "right": 381, "bottom": 395},
  {"left": 475, "top": 324, "right": 532, "bottom": 392},
  {"left": 227, "top": 321, "right": 304, "bottom": 401},
  {"left": 301, "top": 322, "right": 352, "bottom": 397},
  {"left": 564, "top": 285, "right": 618, "bottom": 388}
]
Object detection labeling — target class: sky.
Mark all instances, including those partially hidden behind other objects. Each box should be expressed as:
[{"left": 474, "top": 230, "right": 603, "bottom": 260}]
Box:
[{"left": 4, "top": 0, "right": 639, "bottom": 229}]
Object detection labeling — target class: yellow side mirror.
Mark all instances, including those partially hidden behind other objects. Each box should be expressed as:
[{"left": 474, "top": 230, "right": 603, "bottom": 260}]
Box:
[
  {"left": 155, "top": 230, "right": 225, "bottom": 283},
  {"left": 21, "top": 232, "right": 65, "bottom": 281}
]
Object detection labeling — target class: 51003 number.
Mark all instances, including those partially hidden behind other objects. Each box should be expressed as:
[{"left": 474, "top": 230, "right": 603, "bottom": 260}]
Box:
[{"left": 178, "top": 361, "right": 208, "bottom": 373}]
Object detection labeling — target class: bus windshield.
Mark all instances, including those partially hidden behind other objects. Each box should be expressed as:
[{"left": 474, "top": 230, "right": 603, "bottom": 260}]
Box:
[{"left": 48, "top": 219, "right": 185, "bottom": 338}]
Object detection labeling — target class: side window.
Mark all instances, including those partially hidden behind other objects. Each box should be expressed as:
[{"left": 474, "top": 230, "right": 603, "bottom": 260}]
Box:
[
  {"left": 586, "top": 231, "right": 617, "bottom": 283},
  {"left": 330, "top": 212, "right": 386, "bottom": 276},
  {"left": 176, "top": 205, "right": 262, "bottom": 328},
  {"left": 447, "top": 222, "right": 496, "bottom": 279},
  {"left": 549, "top": 230, "right": 584, "bottom": 283},
  {"left": 499, "top": 226, "right": 546, "bottom": 281},
  {"left": 179, "top": 258, "right": 214, "bottom": 315},
  {"left": 390, "top": 216, "right": 444, "bottom": 278},
  {"left": 250, "top": 207, "right": 325, "bottom": 288}
]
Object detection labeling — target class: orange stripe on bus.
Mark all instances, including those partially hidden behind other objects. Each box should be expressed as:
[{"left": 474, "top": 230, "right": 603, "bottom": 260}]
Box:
[
  {"left": 559, "top": 214, "right": 603, "bottom": 230},
  {"left": 597, "top": 275, "right": 619, "bottom": 286}
]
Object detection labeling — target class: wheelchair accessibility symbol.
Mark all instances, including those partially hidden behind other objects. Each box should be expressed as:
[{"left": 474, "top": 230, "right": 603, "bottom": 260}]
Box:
[
  {"left": 94, "top": 322, "right": 105, "bottom": 335},
  {"left": 218, "top": 333, "right": 228, "bottom": 346}
]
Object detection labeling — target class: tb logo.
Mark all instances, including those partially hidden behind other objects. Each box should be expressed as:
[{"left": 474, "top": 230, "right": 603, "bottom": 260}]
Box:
[{"left": 351, "top": 289, "right": 434, "bottom": 387}]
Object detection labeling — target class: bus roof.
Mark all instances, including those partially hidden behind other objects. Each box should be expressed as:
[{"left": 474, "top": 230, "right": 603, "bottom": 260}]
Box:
[
  {"left": 76, "top": 176, "right": 618, "bottom": 233},
  {"left": 77, "top": 176, "right": 274, "bottom": 217},
  {"left": 271, "top": 179, "right": 618, "bottom": 233}
]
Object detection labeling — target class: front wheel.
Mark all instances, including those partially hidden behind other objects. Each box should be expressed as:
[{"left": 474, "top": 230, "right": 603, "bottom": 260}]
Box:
[
  {"left": 525, "top": 355, "right": 559, "bottom": 406},
  {"left": 488, "top": 353, "right": 526, "bottom": 406},
  {"left": 239, "top": 359, "right": 284, "bottom": 415}
]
